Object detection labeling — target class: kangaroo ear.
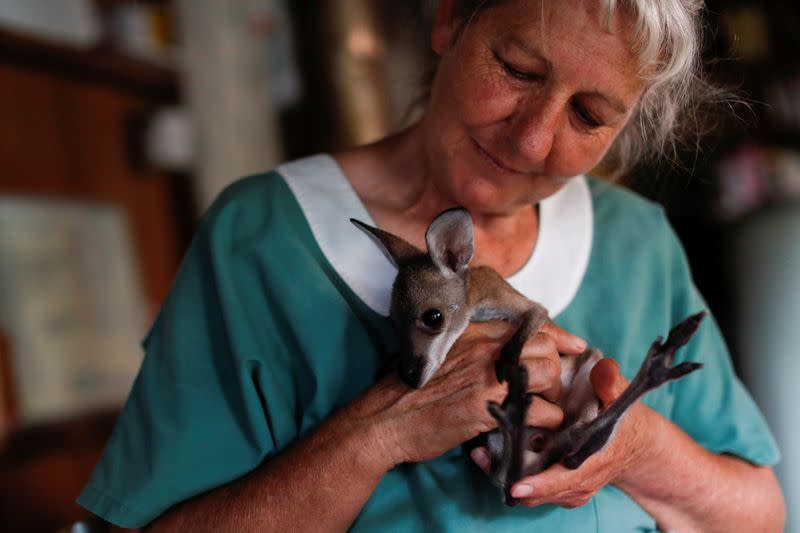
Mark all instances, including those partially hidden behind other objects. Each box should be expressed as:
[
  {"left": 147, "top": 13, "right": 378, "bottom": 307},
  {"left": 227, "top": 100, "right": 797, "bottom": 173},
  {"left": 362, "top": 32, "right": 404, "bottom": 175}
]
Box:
[
  {"left": 426, "top": 208, "right": 474, "bottom": 277},
  {"left": 351, "top": 218, "right": 422, "bottom": 267}
]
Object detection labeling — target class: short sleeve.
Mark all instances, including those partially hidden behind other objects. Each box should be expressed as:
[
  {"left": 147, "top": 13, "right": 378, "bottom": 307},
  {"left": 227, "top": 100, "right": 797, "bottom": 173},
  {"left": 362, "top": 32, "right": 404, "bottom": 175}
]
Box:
[
  {"left": 663, "top": 216, "right": 781, "bottom": 466},
  {"left": 77, "top": 176, "right": 302, "bottom": 528}
]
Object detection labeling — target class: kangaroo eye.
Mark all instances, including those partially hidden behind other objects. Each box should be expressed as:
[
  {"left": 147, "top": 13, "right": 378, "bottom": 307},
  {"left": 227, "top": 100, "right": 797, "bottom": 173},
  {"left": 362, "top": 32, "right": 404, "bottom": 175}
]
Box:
[{"left": 421, "top": 309, "right": 444, "bottom": 329}]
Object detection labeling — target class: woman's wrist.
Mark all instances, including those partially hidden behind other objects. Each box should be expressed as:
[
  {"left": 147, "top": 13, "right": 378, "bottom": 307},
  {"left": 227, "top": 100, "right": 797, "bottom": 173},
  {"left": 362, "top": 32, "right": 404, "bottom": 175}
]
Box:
[
  {"left": 363, "top": 414, "right": 405, "bottom": 471},
  {"left": 610, "top": 403, "right": 669, "bottom": 490},
  {"left": 328, "top": 381, "right": 407, "bottom": 474},
  {"left": 610, "top": 402, "right": 704, "bottom": 512},
  {"left": 606, "top": 400, "right": 784, "bottom": 533}
]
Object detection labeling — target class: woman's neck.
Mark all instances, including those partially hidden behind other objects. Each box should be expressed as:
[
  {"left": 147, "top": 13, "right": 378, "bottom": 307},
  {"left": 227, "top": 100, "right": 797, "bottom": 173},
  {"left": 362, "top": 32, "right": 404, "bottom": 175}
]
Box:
[{"left": 334, "top": 125, "right": 539, "bottom": 277}]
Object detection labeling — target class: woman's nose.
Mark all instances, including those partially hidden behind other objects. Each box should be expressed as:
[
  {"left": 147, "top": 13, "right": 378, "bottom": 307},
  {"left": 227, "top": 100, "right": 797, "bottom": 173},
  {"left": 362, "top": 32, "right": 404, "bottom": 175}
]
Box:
[{"left": 507, "top": 95, "right": 562, "bottom": 164}]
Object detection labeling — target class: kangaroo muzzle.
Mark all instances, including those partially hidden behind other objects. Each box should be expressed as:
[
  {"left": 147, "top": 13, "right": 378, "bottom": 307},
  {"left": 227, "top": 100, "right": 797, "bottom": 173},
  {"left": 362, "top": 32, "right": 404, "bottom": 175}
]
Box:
[{"left": 399, "top": 354, "right": 427, "bottom": 389}]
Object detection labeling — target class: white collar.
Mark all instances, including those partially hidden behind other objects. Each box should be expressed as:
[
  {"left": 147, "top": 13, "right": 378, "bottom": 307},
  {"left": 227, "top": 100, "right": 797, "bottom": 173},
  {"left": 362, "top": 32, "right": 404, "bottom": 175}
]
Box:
[{"left": 278, "top": 154, "right": 593, "bottom": 318}]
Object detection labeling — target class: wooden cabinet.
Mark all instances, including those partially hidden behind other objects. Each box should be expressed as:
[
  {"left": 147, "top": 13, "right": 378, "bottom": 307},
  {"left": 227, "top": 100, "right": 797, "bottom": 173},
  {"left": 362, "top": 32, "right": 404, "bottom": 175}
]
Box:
[
  {"left": 0, "top": 28, "right": 191, "bottom": 532},
  {"left": 0, "top": 54, "right": 184, "bottom": 305}
]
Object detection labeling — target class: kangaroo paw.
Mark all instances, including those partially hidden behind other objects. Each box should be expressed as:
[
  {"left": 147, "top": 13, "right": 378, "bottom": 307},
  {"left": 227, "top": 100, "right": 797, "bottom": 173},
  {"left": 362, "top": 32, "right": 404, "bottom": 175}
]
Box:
[
  {"left": 666, "top": 311, "right": 706, "bottom": 348},
  {"left": 665, "top": 361, "right": 704, "bottom": 380},
  {"left": 639, "top": 312, "right": 706, "bottom": 390},
  {"left": 487, "top": 401, "right": 510, "bottom": 427},
  {"left": 553, "top": 313, "right": 707, "bottom": 473},
  {"left": 485, "top": 362, "right": 535, "bottom": 504}
]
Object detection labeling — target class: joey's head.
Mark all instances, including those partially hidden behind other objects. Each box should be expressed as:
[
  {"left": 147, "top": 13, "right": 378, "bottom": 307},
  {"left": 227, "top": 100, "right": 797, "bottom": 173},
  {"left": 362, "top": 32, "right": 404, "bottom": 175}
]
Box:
[{"left": 351, "top": 208, "right": 475, "bottom": 388}]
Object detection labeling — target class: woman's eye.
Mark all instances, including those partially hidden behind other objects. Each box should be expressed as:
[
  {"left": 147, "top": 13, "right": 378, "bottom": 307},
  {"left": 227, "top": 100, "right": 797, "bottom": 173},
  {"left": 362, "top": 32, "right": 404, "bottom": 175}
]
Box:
[
  {"left": 571, "top": 100, "right": 602, "bottom": 128},
  {"left": 499, "top": 58, "right": 542, "bottom": 82}
]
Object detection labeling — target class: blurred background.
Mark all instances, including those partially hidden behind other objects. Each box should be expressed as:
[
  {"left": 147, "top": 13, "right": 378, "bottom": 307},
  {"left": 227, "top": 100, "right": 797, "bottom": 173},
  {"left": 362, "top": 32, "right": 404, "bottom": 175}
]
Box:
[{"left": 0, "top": 1, "right": 797, "bottom": 531}]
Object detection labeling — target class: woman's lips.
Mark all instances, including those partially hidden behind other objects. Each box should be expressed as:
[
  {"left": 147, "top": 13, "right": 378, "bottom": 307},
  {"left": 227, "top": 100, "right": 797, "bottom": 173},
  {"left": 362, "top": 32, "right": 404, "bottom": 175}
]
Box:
[{"left": 472, "top": 138, "right": 524, "bottom": 175}]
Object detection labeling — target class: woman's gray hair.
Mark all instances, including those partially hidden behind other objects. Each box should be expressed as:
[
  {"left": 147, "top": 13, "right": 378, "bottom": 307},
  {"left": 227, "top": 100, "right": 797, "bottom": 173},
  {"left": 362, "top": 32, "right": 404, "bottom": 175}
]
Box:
[
  {"left": 601, "top": 0, "right": 723, "bottom": 176},
  {"left": 423, "top": 0, "right": 725, "bottom": 177}
]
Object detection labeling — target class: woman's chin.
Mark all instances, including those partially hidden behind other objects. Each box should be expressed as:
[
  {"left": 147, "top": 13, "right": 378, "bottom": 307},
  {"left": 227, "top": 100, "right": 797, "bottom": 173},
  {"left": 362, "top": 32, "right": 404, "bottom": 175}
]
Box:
[
  {"left": 452, "top": 174, "right": 565, "bottom": 214},
  {"left": 455, "top": 186, "right": 533, "bottom": 216}
]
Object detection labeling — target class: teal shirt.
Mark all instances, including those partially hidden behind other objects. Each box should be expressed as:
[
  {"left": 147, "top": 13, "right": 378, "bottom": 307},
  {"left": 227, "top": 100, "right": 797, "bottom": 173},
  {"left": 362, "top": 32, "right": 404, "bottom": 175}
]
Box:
[{"left": 78, "top": 155, "right": 780, "bottom": 531}]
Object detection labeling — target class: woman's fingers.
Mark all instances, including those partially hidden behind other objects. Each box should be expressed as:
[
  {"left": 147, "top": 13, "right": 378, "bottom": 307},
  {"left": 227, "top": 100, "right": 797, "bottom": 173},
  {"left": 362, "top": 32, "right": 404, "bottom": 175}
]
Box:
[
  {"left": 520, "top": 329, "right": 562, "bottom": 401},
  {"left": 539, "top": 320, "right": 587, "bottom": 355},
  {"left": 470, "top": 446, "right": 492, "bottom": 474},
  {"left": 520, "top": 319, "right": 587, "bottom": 402},
  {"left": 526, "top": 396, "right": 564, "bottom": 428},
  {"left": 521, "top": 352, "right": 562, "bottom": 401},
  {"left": 469, "top": 396, "right": 563, "bottom": 474}
]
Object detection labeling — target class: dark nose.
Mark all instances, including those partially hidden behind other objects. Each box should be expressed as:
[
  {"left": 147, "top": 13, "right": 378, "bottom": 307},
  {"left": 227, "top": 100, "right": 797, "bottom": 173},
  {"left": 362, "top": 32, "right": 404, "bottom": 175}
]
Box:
[{"left": 399, "top": 355, "right": 425, "bottom": 389}]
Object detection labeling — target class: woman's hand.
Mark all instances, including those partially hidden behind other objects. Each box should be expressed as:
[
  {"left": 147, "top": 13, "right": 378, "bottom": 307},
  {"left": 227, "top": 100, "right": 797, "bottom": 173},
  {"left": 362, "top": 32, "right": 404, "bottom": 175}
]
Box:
[
  {"left": 342, "top": 320, "right": 587, "bottom": 469},
  {"left": 471, "top": 357, "right": 649, "bottom": 507}
]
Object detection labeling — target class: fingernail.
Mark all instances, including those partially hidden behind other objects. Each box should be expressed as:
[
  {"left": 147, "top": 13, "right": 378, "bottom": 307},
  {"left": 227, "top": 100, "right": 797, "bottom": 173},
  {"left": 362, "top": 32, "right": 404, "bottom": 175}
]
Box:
[
  {"left": 512, "top": 484, "right": 534, "bottom": 498},
  {"left": 572, "top": 336, "right": 587, "bottom": 351},
  {"left": 470, "top": 448, "right": 490, "bottom": 470}
]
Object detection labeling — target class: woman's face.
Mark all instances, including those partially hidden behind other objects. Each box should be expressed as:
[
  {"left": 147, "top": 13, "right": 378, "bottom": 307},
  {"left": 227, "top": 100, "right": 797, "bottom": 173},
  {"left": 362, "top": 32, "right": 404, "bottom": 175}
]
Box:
[{"left": 423, "top": 0, "right": 645, "bottom": 214}]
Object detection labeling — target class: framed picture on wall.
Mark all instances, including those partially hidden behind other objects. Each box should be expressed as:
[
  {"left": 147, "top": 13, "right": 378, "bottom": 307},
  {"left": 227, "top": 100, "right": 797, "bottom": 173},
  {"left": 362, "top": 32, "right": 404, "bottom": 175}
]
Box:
[{"left": 0, "top": 196, "right": 147, "bottom": 428}]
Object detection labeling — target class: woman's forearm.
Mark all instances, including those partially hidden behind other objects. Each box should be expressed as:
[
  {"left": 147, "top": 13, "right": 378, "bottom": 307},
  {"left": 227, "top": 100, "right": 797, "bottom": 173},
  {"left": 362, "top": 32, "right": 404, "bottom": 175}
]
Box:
[
  {"left": 142, "top": 405, "right": 395, "bottom": 533},
  {"left": 616, "top": 406, "right": 785, "bottom": 533},
  {"left": 115, "top": 323, "right": 576, "bottom": 533}
]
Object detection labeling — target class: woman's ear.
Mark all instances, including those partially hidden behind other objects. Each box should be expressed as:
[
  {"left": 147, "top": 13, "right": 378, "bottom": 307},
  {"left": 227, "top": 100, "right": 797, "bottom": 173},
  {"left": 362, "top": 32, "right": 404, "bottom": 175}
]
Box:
[{"left": 432, "top": 0, "right": 457, "bottom": 55}]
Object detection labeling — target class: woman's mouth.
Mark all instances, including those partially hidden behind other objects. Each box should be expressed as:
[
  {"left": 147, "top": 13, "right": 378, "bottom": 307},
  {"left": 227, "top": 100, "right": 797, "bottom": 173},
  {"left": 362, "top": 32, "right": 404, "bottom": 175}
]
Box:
[{"left": 471, "top": 138, "right": 523, "bottom": 175}]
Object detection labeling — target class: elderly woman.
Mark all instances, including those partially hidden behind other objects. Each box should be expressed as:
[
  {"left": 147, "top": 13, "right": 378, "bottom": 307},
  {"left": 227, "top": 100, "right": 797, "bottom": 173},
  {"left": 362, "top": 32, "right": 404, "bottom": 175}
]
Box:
[{"left": 80, "top": 1, "right": 785, "bottom": 531}]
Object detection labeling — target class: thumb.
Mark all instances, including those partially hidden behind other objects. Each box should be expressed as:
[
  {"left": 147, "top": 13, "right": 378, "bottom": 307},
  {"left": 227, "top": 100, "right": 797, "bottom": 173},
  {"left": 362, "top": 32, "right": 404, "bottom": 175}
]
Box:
[{"left": 589, "top": 358, "right": 627, "bottom": 407}]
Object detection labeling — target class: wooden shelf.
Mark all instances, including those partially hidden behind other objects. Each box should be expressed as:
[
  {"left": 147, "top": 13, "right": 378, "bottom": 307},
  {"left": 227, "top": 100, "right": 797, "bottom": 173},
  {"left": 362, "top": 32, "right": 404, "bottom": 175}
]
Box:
[
  {"left": 0, "top": 26, "right": 179, "bottom": 100},
  {"left": 0, "top": 19, "right": 189, "bottom": 530}
]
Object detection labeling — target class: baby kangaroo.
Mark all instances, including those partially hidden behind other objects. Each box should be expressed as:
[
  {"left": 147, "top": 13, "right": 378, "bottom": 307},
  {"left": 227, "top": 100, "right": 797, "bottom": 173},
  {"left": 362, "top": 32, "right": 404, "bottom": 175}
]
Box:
[{"left": 351, "top": 208, "right": 704, "bottom": 505}]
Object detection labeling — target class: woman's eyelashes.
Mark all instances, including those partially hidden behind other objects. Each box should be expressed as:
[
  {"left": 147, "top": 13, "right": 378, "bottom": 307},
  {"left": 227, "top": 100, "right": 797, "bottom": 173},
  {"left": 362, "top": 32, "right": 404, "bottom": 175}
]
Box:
[
  {"left": 501, "top": 60, "right": 544, "bottom": 82},
  {"left": 495, "top": 51, "right": 544, "bottom": 82},
  {"left": 570, "top": 100, "right": 603, "bottom": 128},
  {"left": 495, "top": 52, "right": 605, "bottom": 130}
]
